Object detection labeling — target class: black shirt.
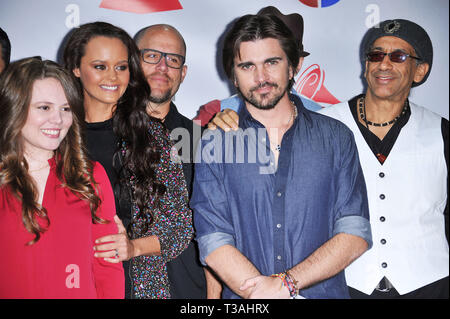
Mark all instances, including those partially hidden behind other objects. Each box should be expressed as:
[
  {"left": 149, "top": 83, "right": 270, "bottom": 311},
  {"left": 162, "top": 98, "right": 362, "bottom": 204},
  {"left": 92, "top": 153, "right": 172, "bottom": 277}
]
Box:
[{"left": 83, "top": 119, "right": 134, "bottom": 298}]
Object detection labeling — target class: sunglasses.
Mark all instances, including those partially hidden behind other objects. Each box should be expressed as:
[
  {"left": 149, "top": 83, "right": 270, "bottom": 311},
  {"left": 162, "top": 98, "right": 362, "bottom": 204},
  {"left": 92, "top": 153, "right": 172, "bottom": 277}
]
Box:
[{"left": 366, "top": 50, "right": 422, "bottom": 63}]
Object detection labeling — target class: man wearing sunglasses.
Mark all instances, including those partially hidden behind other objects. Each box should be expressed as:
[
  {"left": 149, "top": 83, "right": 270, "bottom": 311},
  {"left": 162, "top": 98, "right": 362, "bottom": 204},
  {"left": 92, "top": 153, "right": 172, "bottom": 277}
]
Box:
[
  {"left": 320, "top": 19, "right": 449, "bottom": 299},
  {"left": 134, "top": 24, "right": 207, "bottom": 299}
]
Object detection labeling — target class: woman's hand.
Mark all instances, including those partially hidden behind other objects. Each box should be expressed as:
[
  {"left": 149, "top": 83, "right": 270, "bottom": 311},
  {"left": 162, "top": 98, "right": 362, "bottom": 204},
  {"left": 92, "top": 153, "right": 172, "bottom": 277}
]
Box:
[{"left": 94, "top": 215, "right": 135, "bottom": 263}]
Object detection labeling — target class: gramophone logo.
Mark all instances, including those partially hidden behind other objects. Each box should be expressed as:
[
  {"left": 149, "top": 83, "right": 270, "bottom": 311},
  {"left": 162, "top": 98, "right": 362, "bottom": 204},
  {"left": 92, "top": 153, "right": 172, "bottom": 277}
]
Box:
[
  {"left": 294, "top": 64, "right": 340, "bottom": 105},
  {"left": 298, "top": 0, "right": 340, "bottom": 8},
  {"left": 100, "top": 0, "right": 183, "bottom": 13}
]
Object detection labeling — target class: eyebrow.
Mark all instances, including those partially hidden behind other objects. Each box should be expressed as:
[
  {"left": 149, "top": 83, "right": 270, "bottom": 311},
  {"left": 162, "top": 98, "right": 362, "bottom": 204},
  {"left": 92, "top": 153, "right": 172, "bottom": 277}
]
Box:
[
  {"left": 265, "top": 57, "right": 282, "bottom": 62},
  {"left": 90, "top": 59, "right": 129, "bottom": 64},
  {"left": 32, "top": 101, "right": 55, "bottom": 105},
  {"left": 236, "top": 56, "right": 283, "bottom": 68},
  {"left": 32, "top": 101, "right": 70, "bottom": 107},
  {"left": 142, "top": 48, "right": 184, "bottom": 56},
  {"left": 371, "top": 46, "right": 408, "bottom": 53}
]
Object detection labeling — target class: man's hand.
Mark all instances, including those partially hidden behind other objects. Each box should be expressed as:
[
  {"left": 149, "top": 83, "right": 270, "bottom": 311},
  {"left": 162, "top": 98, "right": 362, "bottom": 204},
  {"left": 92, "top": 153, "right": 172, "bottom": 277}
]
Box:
[
  {"left": 239, "top": 275, "right": 290, "bottom": 299},
  {"left": 207, "top": 109, "right": 239, "bottom": 131}
]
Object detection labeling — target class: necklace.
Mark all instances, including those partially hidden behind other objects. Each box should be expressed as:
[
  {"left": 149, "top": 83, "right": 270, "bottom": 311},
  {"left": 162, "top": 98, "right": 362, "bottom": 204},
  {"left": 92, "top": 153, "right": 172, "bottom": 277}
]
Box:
[
  {"left": 273, "top": 101, "right": 298, "bottom": 152},
  {"left": 359, "top": 96, "right": 407, "bottom": 127},
  {"left": 28, "top": 162, "right": 50, "bottom": 173}
]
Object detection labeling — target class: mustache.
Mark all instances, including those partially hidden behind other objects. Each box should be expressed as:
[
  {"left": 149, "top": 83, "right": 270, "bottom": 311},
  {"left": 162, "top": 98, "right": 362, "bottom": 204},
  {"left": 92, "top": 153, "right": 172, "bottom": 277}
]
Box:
[
  {"left": 250, "top": 81, "right": 278, "bottom": 92},
  {"left": 149, "top": 72, "right": 170, "bottom": 79},
  {"left": 373, "top": 72, "right": 395, "bottom": 78}
]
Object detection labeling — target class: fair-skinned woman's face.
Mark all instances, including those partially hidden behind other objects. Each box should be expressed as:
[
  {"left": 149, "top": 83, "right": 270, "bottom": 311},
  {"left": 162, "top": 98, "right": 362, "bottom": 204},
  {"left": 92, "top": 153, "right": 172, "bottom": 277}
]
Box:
[
  {"left": 21, "top": 78, "right": 73, "bottom": 160},
  {"left": 73, "top": 36, "right": 130, "bottom": 111}
]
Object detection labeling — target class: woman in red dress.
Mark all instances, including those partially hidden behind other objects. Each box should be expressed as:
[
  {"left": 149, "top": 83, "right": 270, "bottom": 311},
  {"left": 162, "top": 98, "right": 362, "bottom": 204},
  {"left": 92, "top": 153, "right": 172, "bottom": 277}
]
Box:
[{"left": 0, "top": 57, "right": 124, "bottom": 298}]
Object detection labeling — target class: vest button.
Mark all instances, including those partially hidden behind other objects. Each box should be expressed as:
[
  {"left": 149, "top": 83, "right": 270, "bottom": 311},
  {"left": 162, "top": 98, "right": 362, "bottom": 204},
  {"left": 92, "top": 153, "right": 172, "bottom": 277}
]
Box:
[
  {"left": 380, "top": 239, "right": 387, "bottom": 245},
  {"left": 379, "top": 172, "right": 385, "bottom": 178},
  {"left": 379, "top": 194, "right": 386, "bottom": 200},
  {"left": 276, "top": 192, "right": 282, "bottom": 197},
  {"left": 381, "top": 262, "right": 388, "bottom": 268},
  {"left": 379, "top": 216, "right": 386, "bottom": 222}
]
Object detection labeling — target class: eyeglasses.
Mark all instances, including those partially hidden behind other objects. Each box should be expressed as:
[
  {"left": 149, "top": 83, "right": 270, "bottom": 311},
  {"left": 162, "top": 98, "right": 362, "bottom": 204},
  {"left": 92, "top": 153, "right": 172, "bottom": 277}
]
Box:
[
  {"left": 366, "top": 50, "right": 422, "bottom": 63},
  {"left": 140, "top": 49, "right": 185, "bottom": 69}
]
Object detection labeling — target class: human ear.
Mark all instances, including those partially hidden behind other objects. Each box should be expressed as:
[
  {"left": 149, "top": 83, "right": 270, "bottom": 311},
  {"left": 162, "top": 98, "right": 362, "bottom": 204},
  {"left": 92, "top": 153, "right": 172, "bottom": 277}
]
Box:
[
  {"left": 73, "top": 68, "right": 81, "bottom": 78},
  {"left": 413, "top": 62, "right": 430, "bottom": 84}
]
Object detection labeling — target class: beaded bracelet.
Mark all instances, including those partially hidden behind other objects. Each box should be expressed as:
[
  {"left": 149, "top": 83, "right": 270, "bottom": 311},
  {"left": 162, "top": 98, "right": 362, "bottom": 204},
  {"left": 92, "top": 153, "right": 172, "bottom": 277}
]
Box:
[
  {"left": 271, "top": 271, "right": 299, "bottom": 298},
  {"left": 285, "top": 270, "right": 299, "bottom": 297}
]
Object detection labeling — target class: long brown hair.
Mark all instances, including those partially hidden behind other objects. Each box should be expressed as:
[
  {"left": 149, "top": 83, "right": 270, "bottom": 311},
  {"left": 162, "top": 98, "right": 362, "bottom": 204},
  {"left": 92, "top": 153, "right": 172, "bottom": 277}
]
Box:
[
  {"left": 0, "top": 57, "right": 104, "bottom": 245},
  {"left": 63, "top": 22, "right": 167, "bottom": 235}
]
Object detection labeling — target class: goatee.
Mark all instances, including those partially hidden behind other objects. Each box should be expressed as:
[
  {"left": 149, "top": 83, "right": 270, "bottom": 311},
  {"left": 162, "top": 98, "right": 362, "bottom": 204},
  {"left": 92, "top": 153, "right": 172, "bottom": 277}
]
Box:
[
  {"left": 238, "top": 81, "right": 286, "bottom": 110},
  {"left": 149, "top": 90, "right": 172, "bottom": 104}
]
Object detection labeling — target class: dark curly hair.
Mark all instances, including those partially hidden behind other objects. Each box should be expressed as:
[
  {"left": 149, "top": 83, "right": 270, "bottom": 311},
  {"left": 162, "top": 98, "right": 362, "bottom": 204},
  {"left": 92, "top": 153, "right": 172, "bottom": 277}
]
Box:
[{"left": 62, "top": 22, "right": 166, "bottom": 234}]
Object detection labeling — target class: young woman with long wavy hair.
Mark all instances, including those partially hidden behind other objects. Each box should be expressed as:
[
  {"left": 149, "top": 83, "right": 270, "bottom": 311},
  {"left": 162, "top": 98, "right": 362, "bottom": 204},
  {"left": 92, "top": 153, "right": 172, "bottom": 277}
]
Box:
[
  {"left": 62, "top": 22, "right": 193, "bottom": 299},
  {"left": 0, "top": 57, "right": 124, "bottom": 298}
]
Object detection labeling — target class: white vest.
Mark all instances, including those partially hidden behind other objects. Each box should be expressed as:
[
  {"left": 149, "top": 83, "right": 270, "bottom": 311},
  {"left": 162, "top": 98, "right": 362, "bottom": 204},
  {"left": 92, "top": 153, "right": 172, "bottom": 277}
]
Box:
[{"left": 320, "top": 101, "right": 449, "bottom": 295}]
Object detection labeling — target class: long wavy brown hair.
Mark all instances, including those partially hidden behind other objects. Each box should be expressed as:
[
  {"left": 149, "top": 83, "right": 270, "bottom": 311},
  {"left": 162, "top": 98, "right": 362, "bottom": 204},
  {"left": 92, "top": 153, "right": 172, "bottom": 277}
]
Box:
[
  {"left": 62, "top": 22, "right": 167, "bottom": 236},
  {"left": 0, "top": 57, "right": 104, "bottom": 245}
]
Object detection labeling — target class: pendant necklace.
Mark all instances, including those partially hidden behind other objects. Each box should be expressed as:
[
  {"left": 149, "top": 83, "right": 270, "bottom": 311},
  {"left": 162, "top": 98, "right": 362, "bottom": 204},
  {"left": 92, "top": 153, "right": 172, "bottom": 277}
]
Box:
[{"left": 272, "top": 101, "right": 298, "bottom": 152}]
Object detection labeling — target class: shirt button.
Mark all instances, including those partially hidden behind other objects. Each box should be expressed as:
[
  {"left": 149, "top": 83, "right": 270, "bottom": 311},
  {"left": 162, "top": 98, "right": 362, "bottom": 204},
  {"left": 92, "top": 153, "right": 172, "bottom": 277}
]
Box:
[
  {"left": 276, "top": 224, "right": 282, "bottom": 229},
  {"left": 379, "top": 194, "right": 386, "bottom": 200},
  {"left": 277, "top": 255, "right": 282, "bottom": 260},
  {"left": 262, "top": 137, "right": 266, "bottom": 142},
  {"left": 379, "top": 216, "right": 386, "bottom": 222},
  {"left": 381, "top": 262, "right": 388, "bottom": 268},
  {"left": 380, "top": 239, "right": 387, "bottom": 245},
  {"left": 379, "top": 172, "right": 385, "bottom": 178},
  {"left": 276, "top": 192, "right": 282, "bottom": 197}
]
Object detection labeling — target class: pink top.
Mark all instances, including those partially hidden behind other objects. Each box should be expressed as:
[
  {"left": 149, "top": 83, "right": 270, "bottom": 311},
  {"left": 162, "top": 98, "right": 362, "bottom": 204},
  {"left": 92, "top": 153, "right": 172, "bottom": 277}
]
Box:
[{"left": 0, "top": 159, "right": 124, "bottom": 298}]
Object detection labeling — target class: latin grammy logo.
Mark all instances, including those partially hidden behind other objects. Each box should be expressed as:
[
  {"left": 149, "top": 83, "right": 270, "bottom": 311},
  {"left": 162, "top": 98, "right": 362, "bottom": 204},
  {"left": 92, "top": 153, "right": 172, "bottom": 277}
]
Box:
[
  {"left": 100, "top": 0, "right": 183, "bottom": 14},
  {"left": 294, "top": 64, "right": 341, "bottom": 105}
]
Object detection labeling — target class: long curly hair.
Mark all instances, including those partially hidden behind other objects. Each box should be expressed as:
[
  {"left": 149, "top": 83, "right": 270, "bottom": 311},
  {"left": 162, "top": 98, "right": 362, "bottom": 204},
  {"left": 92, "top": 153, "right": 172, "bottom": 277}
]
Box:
[
  {"left": 0, "top": 57, "right": 104, "bottom": 245},
  {"left": 62, "top": 22, "right": 166, "bottom": 235}
]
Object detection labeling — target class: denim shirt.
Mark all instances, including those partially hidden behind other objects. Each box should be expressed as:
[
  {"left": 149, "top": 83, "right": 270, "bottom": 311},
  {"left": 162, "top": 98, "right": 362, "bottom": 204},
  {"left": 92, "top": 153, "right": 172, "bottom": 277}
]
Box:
[{"left": 191, "top": 95, "right": 371, "bottom": 299}]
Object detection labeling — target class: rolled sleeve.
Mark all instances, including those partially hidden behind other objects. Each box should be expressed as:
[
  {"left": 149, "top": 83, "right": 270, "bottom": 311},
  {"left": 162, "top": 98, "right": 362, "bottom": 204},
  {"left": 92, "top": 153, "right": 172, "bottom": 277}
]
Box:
[
  {"left": 191, "top": 130, "right": 237, "bottom": 266},
  {"left": 326, "top": 122, "right": 372, "bottom": 250},
  {"left": 220, "top": 94, "right": 243, "bottom": 112},
  {"left": 197, "top": 232, "right": 235, "bottom": 266},
  {"left": 334, "top": 215, "right": 373, "bottom": 249}
]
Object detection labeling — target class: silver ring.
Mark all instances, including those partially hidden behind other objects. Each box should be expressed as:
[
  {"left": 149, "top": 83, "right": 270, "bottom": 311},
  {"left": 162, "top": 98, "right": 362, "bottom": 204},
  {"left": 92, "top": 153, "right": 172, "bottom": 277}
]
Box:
[{"left": 115, "top": 249, "right": 119, "bottom": 258}]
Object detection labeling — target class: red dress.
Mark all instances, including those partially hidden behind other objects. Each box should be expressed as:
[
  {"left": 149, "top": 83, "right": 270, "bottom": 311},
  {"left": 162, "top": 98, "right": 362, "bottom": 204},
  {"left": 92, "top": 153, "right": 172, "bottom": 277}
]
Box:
[{"left": 0, "top": 159, "right": 124, "bottom": 298}]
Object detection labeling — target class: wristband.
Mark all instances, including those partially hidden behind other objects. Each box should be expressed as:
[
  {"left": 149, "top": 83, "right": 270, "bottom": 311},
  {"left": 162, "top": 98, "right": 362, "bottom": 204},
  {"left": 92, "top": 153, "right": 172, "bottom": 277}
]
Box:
[
  {"left": 271, "top": 271, "right": 299, "bottom": 298},
  {"left": 285, "top": 270, "right": 299, "bottom": 298}
]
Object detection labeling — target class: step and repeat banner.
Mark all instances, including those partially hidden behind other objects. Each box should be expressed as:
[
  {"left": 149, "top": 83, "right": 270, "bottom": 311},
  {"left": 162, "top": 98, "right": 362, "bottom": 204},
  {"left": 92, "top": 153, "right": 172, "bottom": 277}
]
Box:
[{"left": 1, "top": 0, "right": 448, "bottom": 119}]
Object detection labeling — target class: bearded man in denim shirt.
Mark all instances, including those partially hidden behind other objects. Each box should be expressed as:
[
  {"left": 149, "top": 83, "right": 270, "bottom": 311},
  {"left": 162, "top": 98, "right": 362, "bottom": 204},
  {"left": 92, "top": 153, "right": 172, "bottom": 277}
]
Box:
[{"left": 191, "top": 13, "right": 372, "bottom": 299}]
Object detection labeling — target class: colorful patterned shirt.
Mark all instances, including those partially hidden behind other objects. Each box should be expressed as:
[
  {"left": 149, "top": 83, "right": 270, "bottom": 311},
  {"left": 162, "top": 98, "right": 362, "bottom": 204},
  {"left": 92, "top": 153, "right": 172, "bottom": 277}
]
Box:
[{"left": 124, "top": 119, "right": 193, "bottom": 299}]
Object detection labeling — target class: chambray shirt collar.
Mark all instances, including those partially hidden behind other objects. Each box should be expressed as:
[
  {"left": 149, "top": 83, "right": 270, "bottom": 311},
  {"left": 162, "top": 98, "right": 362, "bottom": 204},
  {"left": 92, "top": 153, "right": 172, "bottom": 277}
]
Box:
[{"left": 237, "top": 93, "right": 313, "bottom": 130}]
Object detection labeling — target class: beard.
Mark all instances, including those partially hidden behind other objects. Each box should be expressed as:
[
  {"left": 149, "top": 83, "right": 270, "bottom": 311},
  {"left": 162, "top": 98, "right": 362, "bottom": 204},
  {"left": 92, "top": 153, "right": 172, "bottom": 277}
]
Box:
[
  {"left": 238, "top": 81, "right": 287, "bottom": 110},
  {"left": 149, "top": 89, "right": 173, "bottom": 104}
]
